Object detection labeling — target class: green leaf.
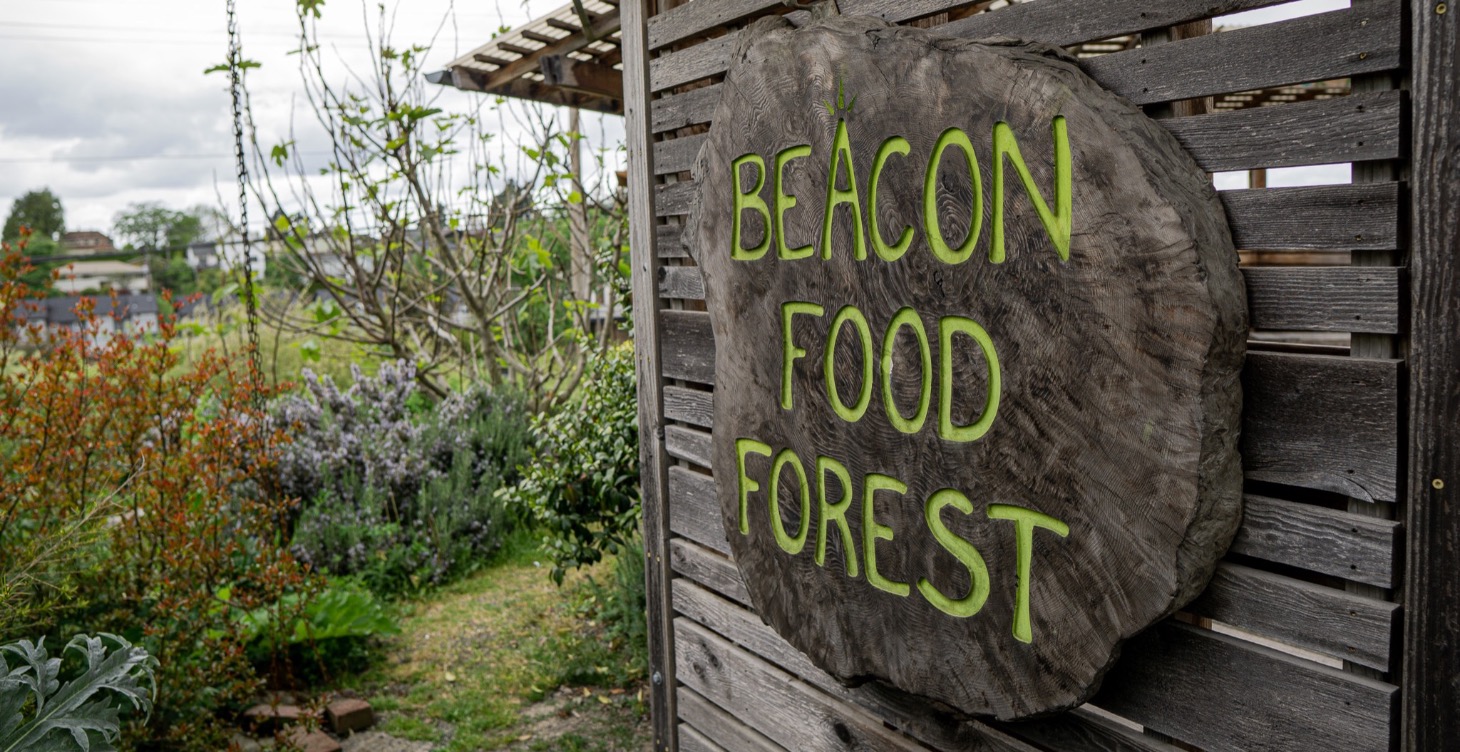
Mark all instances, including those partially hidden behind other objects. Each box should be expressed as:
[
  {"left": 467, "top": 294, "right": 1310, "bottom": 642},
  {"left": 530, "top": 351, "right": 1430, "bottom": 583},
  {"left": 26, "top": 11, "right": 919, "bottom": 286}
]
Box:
[
  {"left": 298, "top": 339, "right": 321, "bottom": 363},
  {"left": 567, "top": 190, "right": 583, "bottom": 205},
  {"left": 0, "top": 634, "right": 157, "bottom": 752},
  {"left": 297, "top": 0, "right": 325, "bottom": 19}
]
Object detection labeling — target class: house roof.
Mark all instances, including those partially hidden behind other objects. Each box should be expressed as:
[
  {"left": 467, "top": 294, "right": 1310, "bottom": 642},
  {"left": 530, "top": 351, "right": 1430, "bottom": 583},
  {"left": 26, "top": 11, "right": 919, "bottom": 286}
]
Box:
[
  {"left": 429, "top": 0, "right": 623, "bottom": 114},
  {"left": 59, "top": 260, "right": 148, "bottom": 276}
]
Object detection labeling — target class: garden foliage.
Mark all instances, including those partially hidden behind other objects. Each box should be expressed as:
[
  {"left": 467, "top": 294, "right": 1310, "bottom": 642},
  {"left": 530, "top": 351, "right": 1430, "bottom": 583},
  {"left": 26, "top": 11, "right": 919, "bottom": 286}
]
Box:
[
  {"left": 0, "top": 234, "right": 320, "bottom": 749},
  {"left": 507, "top": 344, "right": 641, "bottom": 584},
  {"left": 0, "top": 633, "right": 157, "bottom": 752},
  {"left": 275, "top": 361, "right": 534, "bottom": 595}
]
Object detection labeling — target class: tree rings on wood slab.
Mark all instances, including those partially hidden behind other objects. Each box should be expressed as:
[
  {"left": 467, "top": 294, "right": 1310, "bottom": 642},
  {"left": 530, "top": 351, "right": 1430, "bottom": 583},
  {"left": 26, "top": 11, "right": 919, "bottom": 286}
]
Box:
[{"left": 686, "top": 15, "right": 1247, "bottom": 720}]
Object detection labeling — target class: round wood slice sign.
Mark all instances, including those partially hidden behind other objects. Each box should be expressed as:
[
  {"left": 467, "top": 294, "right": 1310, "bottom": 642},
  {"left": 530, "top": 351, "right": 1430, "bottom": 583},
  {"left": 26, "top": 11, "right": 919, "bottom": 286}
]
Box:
[{"left": 686, "top": 15, "right": 1247, "bottom": 720}]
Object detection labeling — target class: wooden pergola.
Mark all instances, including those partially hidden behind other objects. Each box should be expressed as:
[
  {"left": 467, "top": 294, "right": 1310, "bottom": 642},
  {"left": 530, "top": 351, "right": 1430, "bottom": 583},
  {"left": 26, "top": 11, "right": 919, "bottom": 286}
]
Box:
[{"left": 426, "top": 0, "right": 625, "bottom": 114}]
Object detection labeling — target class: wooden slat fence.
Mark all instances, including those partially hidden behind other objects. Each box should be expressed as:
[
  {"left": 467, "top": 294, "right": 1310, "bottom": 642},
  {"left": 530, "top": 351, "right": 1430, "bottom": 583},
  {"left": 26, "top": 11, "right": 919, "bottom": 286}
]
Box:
[{"left": 619, "top": 0, "right": 1431, "bottom": 749}]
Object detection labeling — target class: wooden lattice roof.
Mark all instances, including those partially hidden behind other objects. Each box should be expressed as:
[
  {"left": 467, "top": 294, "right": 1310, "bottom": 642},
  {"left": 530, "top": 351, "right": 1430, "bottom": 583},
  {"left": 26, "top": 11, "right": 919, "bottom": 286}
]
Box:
[{"left": 428, "top": 0, "right": 625, "bottom": 114}]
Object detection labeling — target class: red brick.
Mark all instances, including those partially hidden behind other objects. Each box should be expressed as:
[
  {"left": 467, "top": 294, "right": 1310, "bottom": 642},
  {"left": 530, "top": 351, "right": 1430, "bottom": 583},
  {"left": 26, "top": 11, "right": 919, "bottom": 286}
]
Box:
[
  {"left": 241, "top": 703, "right": 302, "bottom": 735},
  {"left": 325, "top": 697, "right": 375, "bottom": 734},
  {"left": 285, "top": 728, "right": 342, "bottom": 752}
]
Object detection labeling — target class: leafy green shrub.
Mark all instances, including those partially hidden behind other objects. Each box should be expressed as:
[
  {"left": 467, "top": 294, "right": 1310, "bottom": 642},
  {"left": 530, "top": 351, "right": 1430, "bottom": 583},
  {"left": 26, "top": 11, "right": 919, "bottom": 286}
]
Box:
[
  {"left": 0, "top": 633, "right": 157, "bottom": 751},
  {"left": 277, "top": 363, "right": 535, "bottom": 595},
  {"left": 239, "top": 584, "right": 398, "bottom": 681},
  {"left": 506, "top": 344, "right": 640, "bottom": 584}
]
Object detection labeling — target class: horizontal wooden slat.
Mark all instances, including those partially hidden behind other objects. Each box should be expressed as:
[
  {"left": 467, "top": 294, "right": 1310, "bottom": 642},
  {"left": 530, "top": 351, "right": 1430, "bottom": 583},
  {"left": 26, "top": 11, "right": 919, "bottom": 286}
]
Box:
[
  {"left": 666, "top": 424, "right": 713, "bottom": 467},
  {"left": 669, "top": 465, "right": 726, "bottom": 554},
  {"left": 654, "top": 258, "right": 1403, "bottom": 333},
  {"left": 676, "top": 618, "right": 932, "bottom": 752},
  {"left": 649, "top": 0, "right": 1399, "bottom": 103},
  {"left": 655, "top": 132, "right": 708, "bottom": 175},
  {"left": 675, "top": 588, "right": 1047, "bottom": 752},
  {"left": 652, "top": 84, "right": 723, "bottom": 134},
  {"left": 655, "top": 179, "right": 1400, "bottom": 256},
  {"left": 648, "top": 0, "right": 989, "bottom": 52},
  {"left": 1222, "top": 183, "right": 1401, "bottom": 252},
  {"left": 1231, "top": 495, "right": 1400, "bottom": 589},
  {"left": 1164, "top": 90, "right": 1402, "bottom": 172},
  {"left": 655, "top": 180, "right": 696, "bottom": 217},
  {"left": 1080, "top": 0, "right": 1401, "bottom": 106},
  {"left": 1244, "top": 266, "right": 1401, "bottom": 334},
  {"left": 1094, "top": 622, "right": 1397, "bottom": 752},
  {"left": 678, "top": 687, "right": 783, "bottom": 752},
  {"left": 942, "top": 0, "right": 1289, "bottom": 47},
  {"left": 678, "top": 723, "right": 729, "bottom": 752},
  {"left": 1186, "top": 562, "right": 1397, "bottom": 671},
  {"left": 670, "top": 537, "right": 750, "bottom": 605},
  {"left": 1241, "top": 351, "right": 1400, "bottom": 503},
  {"left": 655, "top": 223, "right": 688, "bottom": 258},
  {"left": 659, "top": 265, "right": 706, "bottom": 300},
  {"left": 658, "top": 314, "right": 1399, "bottom": 501},
  {"left": 664, "top": 384, "right": 713, "bottom": 427}
]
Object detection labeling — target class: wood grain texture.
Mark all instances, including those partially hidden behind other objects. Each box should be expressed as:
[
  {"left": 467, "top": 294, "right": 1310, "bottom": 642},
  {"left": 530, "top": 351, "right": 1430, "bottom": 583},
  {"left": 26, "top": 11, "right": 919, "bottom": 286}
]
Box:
[
  {"left": 678, "top": 723, "right": 729, "bottom": 752},
  {"left": 652, "top": 84, "right": 723, "bottom": 134},
  {"left": 1403, "top": 0, "right": 1460, "bottom": 748},
  {"left": 670, "top": 537, "right": 751, "bottom": 605},
  {"left": 656, "top": 132, "right": 710, "bottom": 175},
  {"left": 1094, "top": 622, "right": 1397, "bottom": 752},
  {"left": 655, "top": 180, "right": 696, "bottom": 217},
  {"left": 666, "top": 424, "right": 713, "bottom": 468},
  {"left": 660, "top": 310, "right": 716, "bottom": 383},
  {"left": 664, "top": 384, "right": 714, "bottom": 427},
  {"left": 1243, "top": 267, "right": 1400, "bottom": 334},
  {"left": 669, "top": 466, "right": 728, "bottom": 555},
  {"left": 1079, "top": 0, "right": 1401, "bottom": 106},
  {"left": 1230, "top": 495, "right": 1399, "bottom": 589},
  {"left": 677, "top": 687, "right": 784, "bottom": 752},
  {"left": 688, "top": 17, "right": 1246, "bottom": 719},
  {"left": 1240, "top": 352, "right": 1399, "bottom": 502},
  {"left": 1185, "top": 562, "right": 1397, "bottom": 670},
  {"left": 656, "top": 223, "right": 689, "bottom": 258},
  {"left": 648, "top": 0, "right": 989, "bottom": 51},
  {"left": 659, "top": 265, "right": 706, "bottom": 301},
  {"left": 941, "top": 0, "right": 1289, "bottom": 46},
  {"left": 1220, "top": 183, "right": 1400, "bottom": 252},
  {"left": 620, "top": 2, "right": 675, "bottom": 748},
  {"left": 1160, "top": 90, "right": 1402, "bottom": 172}
]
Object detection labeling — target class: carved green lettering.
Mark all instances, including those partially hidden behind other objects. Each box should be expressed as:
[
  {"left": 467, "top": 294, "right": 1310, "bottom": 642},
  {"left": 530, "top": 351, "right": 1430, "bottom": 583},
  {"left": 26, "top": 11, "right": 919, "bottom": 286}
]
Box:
[
  {"left": 987, "top": 503, "right": 1070, "bottom": 643},
  {"left": 735, "top": 438, "right": 772, "bottom": 534},
  {"left": 815, "top": 455, "right": 859, "bottom": 578},
  {"left": 820, "top": 119, "right": 867, "bottom": 261},
  {"left": 825, "top": 305, "right": 874, "bottom": 423},
  {"left": 991, "top": 117, "right": 1072, "bottom": 263},
  {"left": 862, "top": 473, "right": 911, "bottom": 597},
  {"left": 769, "top": 448, "right": 811, "bottom": 555},
  {"left": 869, "top": 136, "right": 915, "bottom": 262},
  {"left": 775, "top": 144, "right": 815, "bottom": 260},
  {"left": 923, "top": 127, "right": 983, "bottom": 265},
  {"left": 938, "top": 316, "right": 1001, "bottom": 442},
  {"left": 880, "top": 307, "right": 932, "bottom": 434},
  {"left": 918, "top": 489, "right": 991, "bottom": 618},
  {"left": 732, "top": 153, "right": 771, "bottom": 261},
  {"left": 781, "top": 301, "right": 825, "bottom": 410}
]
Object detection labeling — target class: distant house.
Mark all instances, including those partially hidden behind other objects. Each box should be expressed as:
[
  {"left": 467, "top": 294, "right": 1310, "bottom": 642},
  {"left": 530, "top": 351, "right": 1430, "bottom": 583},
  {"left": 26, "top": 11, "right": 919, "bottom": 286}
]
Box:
[
  {"left": 11, "top": 294, "right": 159, "bottom": 347},
  {"left": 61, "top": 230, "right": 118, "bottom": 255},
  {"left": 53, "top": 259, "right": 150, "bottom": 295},
  {"left": 186, "top": 240, "right": 221, "bottom": 270}
]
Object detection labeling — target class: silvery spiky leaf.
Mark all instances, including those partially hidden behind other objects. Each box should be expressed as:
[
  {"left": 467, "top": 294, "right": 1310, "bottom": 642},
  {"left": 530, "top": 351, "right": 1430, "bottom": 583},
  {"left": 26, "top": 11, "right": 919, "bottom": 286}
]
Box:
[{"left": 0, "top": 634, "right": 157, "bottom": 752}]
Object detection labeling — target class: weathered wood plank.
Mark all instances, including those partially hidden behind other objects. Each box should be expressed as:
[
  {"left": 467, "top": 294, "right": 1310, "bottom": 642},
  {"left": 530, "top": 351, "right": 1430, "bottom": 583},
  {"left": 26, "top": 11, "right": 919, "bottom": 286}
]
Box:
[
  {"left": 942, "top": 0, "right": 1290, "bottom": 48},
  {"left": 651, "top": 84, "right": 722, "bottom": 134},
  {"left": 654, "top": 180, "right": 696, "bottom": 217},
  {"left": 1080, "top": 0, "right": 1401, "bottom": 106},
  {"left": 1186, "top": 562, "right": 1397, "bottom": 670},
  {"left": 678, "top": 723, "right": 728, "bottom": 752},
  {"left": 665, "top": 424, "right": 712, "bottom": 468},
  {"left": 658, "top": 265, "right": 705, "bottom": 301},
  {"left": 659, "top": 310, "right": 716, "bottom": 383},
  {"left": 1244, "top": 266, "right": 1400, "bottom": 334},
  {"left": 663, "top": 384, "right": 713, "bottom": 427},
  {"left": 668, "top": 466, "right": 726, "bottom": 554},
  {"left": 657, "top": 177, "right": 1401, "bottom": 254},
  {"left": 649, "top": 263, "right": 1403, "bottom": 334},
  {"left": 1221, "top": 183, "right": 1401, "bottom": 252},
  {"left": 678, "top": 687, "right": 784, "bottom": 752},
  {"left": 676, "top": 618, "right": 932, "bottom": 752},
  {"left": 1241, "top": 352, "right": 1400, "bottom": 503},
  {"left": 674, "top": 590, "right": 1046, "bottom": 752},
  {"left": 648, "top": 0, "right": 989, "bottom": 51},
  {"left": 657, "top": 317, "right": 1399, "bottom": 502},
  {"left": 654, "top": 132, "right": 708, "bottom": 175},
  {"left": 1232, "top": 495, "right": 1400, "bottom": 589},
  {"left": 648, "top": 0, "right": 1400, "bottom": 100},
  {"left": 1095, "top": 622, "right": 1397, "bottom": 752},
  {"left": 655, "top": 222, "right": 688, "bottom": 258},
  {"left": 991, "top": 709, "right": 1187, "bottom": 752},
  {"left": 670, "top": 537, "right": 750, "bottom": 605},
  {"left": 1163, "top": 90, "right": 1402, "bottom": 172},
  {"left": 1403, "top": 0, "right": 1460, "bottom": 746}
]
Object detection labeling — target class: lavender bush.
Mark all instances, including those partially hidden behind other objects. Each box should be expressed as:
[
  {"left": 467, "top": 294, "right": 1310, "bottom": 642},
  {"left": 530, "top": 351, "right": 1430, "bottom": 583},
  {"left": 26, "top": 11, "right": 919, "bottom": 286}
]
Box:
[{"left": 273, "top": 362, "right": 533, "bottom": 595}]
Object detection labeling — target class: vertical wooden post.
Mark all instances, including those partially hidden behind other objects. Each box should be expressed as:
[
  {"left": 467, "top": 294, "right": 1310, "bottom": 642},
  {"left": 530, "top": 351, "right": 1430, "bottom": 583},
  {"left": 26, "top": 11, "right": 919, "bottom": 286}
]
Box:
[
  {"left": 622, "top": 0, "right": 677, "bottom": 750},
  {"left": 568, "top": 107, "right": 592, "bottom": 306},
  {"left": 1403, "top": 0, "right": 1460, "bottom": 748}
]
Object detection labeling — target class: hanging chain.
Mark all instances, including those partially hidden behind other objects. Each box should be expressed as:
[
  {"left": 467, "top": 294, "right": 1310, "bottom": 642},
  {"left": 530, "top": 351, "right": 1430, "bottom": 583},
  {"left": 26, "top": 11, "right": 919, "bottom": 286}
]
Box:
[{"left": 226, "top": 0, "right": 264, "bottom": 399}]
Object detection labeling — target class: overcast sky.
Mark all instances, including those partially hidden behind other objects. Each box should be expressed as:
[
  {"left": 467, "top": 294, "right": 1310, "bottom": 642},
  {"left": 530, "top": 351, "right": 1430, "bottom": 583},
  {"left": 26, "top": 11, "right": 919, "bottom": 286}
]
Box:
[{"left": 0, "top": 0, "right": 1347, "bottom": 236}]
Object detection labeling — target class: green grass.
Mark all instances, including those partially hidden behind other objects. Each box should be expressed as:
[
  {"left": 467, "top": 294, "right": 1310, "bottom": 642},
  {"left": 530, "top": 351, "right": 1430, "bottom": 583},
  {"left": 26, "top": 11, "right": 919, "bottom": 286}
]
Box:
[{"left": 341, "top": 533, "right": 650, "bottom": 751}]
